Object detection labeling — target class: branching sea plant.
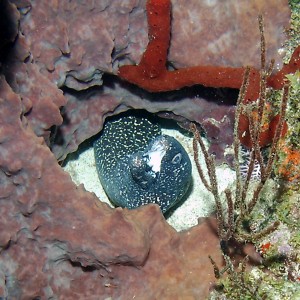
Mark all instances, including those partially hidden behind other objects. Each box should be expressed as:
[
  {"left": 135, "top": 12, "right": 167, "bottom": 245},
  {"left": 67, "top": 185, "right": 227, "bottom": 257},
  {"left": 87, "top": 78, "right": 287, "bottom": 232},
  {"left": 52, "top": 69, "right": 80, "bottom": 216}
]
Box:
[
  {"left": 190, "top": 16, "right": 292, "bottom": 300},
  {"left": 208, "top": 255, "right": 268, "bottom": 300},
  {"left": 190, "top": 15, "right": 290, "bottom": 248}
]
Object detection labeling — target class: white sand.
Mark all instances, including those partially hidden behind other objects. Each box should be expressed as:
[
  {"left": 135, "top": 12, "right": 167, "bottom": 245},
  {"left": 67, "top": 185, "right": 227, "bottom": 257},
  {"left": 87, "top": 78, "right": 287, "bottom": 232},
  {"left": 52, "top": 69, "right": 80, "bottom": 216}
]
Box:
[{"left": 63, "top": 123, "right": 235, "bottom": 231}]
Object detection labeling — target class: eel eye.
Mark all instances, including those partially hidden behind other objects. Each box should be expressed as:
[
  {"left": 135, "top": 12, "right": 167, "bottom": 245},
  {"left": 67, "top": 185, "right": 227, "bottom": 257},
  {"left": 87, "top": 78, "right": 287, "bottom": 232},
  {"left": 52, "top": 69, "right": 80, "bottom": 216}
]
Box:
[{"left": 171, "top": 153, "right": 182, "bottom": 164}]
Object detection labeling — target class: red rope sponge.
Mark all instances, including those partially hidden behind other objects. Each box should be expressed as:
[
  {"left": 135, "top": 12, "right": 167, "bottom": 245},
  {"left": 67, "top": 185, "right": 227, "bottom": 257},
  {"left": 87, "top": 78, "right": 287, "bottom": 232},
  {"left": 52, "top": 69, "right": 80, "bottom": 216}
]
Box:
[
  {"left": 118, "top": 0, "right": 299, "bottom": 100},
  {"left": 239, "top": 112, "right": 288, "bottom": 149},
  {"left": 138, "top": 0, "right": 171, "bottom": 78},
  {"left": 118, "top": 0, "right": 300, "bottom": 148}
]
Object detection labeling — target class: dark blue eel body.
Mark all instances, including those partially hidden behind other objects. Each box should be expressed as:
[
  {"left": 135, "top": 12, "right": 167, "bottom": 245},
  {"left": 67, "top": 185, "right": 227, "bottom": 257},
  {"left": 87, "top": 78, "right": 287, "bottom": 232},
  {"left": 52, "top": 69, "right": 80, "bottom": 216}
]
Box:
[{"left": 93, "top": 114, "right": 192, "bottom": 214}]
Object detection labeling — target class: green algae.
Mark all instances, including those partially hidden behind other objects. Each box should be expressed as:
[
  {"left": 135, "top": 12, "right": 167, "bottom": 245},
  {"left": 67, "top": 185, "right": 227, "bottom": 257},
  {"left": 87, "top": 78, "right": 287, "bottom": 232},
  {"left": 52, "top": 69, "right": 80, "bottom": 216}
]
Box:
[
  {"left": 285, "top": 70, "right": 300, "bottom": 148},
  {"left": 210, "top": 267, "right": 300, "bottom": 300},
  {"left": 283, "top": 1, "right": 300, "bottom": 64}
]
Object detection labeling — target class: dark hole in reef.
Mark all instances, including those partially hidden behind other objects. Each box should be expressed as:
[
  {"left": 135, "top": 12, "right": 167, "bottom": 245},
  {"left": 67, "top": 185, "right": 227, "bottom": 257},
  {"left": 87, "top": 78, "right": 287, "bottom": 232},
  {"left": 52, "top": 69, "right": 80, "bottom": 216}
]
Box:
[
  {"left": 0, "top": 0, "right": 19, "bottom": 64},
  {"left": 61, "top": 108, "right": 193, "bottom": 166},
  {"left": 71, "top": 73, "right": 239, "bottom": 108},
  {"left": 92, "top": 108, "right": 194, "bottom": 142},
  {"left": 55, "top": 72, "right": 238, "bottom": 147},
  {"left": 63, "top": 108, "right": 194, "bottom": 216},
  {"left": 69, "top": 260, "right": 98, "bottom": 272},
  {"left": 56, "top": 70, "right": 237, "bottom": 210},
  {"left": 106, "top": 72, "right": 239, "bottom": 106}
]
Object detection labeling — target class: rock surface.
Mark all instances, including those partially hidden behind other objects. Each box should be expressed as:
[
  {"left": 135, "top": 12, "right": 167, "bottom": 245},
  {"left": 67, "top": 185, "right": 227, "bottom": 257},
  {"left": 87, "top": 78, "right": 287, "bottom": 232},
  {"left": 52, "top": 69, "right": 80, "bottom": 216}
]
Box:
[
  {"left": 0, "top": 0, "right": 291, "bottom": 298},
  {"left": 8, "top": 0, "right": 290, "bottom": 162},
  {"left": 0, "top": 76, "right": 223, "bottom": 298}
]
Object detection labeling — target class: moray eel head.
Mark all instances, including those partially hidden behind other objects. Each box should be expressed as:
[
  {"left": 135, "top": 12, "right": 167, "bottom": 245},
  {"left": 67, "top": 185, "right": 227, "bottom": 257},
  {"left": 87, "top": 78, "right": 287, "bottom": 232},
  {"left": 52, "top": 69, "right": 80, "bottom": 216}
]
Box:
[
  {"left": 128, "top": 135, "right": 192, "bottom": 212},
  {"left": 129, "top": 136, "right": 168, "bottom": 189}
]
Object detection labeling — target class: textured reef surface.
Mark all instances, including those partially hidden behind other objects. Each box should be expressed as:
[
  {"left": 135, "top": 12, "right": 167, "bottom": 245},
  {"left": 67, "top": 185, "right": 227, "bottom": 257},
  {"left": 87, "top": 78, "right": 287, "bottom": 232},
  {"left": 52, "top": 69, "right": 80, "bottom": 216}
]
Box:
[
  {"left": 0, "top": 0, "right": 299, "bottom": 299},
  {"left": 8, "top": 0, "right": 290, "bottom": 163}
]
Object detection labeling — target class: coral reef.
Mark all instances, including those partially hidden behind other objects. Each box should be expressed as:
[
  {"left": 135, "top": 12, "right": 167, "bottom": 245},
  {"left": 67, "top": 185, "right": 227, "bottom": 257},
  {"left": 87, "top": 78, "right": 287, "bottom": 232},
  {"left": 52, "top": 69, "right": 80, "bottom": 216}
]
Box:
[
  {"left": 8, "top": 0, "right": 292, "bottom": 163},
  {"left": 118, "top": 1, "right": 297, "bottom": 99},
  {"left": 192, "top": 60, "right": 299, "bottom": 300},
  {"left": 0, "top": 0, "right": 299, "bottom": 299},
  {"left": 0, "top": 74, "right": 225, "bottom": 298},
  {"left": 118, "top": 1, "right": 299, "bottom": 151},
  {"left": 192, "top": 9, "right": 300, "bottom": 299}
]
